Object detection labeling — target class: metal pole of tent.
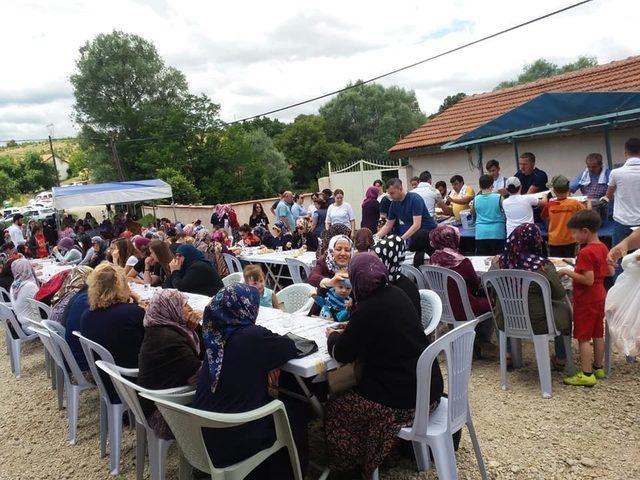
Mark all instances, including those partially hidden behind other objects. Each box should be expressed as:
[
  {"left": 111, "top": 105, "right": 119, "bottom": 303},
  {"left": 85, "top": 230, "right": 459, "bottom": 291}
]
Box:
[
  {"left": 476, "top": 145, "right": 483, "bottom": 175},
  {"left": 603, "top": 125, "right": 614, "bottom": 170},
  {"left": 171, "top": 197, "right": 178, "bottom": 223},
  {"left": 152, "top": 201, "right": 157, "bottom": 228},
  {"left": 512, "top": 138, "right": 520, "bottom": 171}
]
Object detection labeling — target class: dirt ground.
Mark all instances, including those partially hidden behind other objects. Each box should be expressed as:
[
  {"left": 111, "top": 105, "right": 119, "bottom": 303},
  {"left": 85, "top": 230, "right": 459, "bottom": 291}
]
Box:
[{"left": 1, "top": 337, "right": 638, "bottom": 480}]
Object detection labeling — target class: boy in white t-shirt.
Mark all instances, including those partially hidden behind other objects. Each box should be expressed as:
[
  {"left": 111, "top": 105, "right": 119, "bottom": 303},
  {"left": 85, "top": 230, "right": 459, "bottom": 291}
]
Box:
[{"left": 502, "top": 177, "right": 548, "bottom": 237}]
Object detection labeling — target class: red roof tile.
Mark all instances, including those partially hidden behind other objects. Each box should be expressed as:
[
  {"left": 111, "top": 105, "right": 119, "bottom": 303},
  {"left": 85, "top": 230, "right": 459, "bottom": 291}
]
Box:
[{"left": 390, "top": 56, "right": 640, "bottom": 154}]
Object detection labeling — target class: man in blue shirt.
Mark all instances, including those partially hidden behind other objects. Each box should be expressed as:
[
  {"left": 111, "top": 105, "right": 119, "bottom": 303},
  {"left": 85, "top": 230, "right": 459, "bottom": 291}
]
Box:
[
  {"left": 515, "top": 152, "right": 548, "bottom": 194},
  {"left": 377, "top": 178, "right": 437, "bottom": 242},
  {"left": 275, "top": 191, "right": 295, "bottom": 232},
  {"left": 569, "top": 153, "right": 610, "bottom": 200}
]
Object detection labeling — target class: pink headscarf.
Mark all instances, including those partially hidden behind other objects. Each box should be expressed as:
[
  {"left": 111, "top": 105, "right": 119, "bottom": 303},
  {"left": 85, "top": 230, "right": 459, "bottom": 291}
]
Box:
[
  {"left": 429, "top": 225, "right": 466, "bottom": 269},
  {"left": 143, "top": 289, "right": 200, "bottom": 354},
  {"left": 362, "top": 186, "right": 380, "bottom": 207}
]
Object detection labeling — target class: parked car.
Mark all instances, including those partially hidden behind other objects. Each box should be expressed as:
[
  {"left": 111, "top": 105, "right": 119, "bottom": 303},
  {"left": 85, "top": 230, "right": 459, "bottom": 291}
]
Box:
[{"left": 22, "top": 207, "right": 56, "bottom": 222}]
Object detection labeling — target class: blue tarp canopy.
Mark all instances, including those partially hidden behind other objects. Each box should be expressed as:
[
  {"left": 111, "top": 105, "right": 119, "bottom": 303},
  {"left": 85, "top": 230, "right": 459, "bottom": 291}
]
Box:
[
  {"left": 52, "top": 179, "right": 172, "bottom": 209},
  {"left": 443, "top": 92, "right": 640, "bottom": 149}
]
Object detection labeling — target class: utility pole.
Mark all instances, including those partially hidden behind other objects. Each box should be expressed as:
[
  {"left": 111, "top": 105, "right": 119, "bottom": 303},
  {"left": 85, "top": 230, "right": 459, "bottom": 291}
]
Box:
[
  {"left": 109, "top": 135, "right": 126, "bottom": 181},
  {"left": 46, "top": 123, "right": 61, "bottom": 187}
]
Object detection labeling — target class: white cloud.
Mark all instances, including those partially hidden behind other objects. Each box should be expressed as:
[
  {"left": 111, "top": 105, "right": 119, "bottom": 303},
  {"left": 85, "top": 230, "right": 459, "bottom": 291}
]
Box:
[{"left": 0, "top": 0, "right": 637, "bottom": 140}]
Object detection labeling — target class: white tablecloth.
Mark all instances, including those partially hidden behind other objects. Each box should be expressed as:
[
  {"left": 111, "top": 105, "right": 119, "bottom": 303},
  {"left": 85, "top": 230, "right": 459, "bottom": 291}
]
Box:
[
  {"left": 30, "top": 259, "right": 74, "bottom": 282},
  {"left": 238, "top": 250, "right": 317, "bottom": 267}
]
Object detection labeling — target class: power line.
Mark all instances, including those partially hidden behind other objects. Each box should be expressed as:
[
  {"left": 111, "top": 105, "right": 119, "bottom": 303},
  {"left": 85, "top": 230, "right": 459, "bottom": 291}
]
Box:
[{"left": 0, "top": 0, "right": 594, "bottom": 145}]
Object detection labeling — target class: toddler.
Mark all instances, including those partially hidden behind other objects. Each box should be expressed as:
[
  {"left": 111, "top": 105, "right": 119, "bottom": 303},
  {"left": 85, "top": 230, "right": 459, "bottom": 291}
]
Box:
[
  {"left": 243, "top": 265, "right": 280, "bottom": 309},
  {"left": 314, "top": 278, "right": 352, "bottom": 322}
]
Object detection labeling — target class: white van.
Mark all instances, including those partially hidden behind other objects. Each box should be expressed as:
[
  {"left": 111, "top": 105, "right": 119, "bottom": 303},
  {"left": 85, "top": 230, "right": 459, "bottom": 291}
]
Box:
[{"left": 34, "top": 191, "right": 53, "bottom": 205}]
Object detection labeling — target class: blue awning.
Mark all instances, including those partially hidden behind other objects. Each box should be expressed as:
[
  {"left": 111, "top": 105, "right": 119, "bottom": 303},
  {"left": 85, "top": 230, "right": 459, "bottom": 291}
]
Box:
[
  {"left": 52, "top": 179, "right": 172, "bottom": 209},
  {"left": 442, "top": 92, "right": 640, "bottom": 149}
]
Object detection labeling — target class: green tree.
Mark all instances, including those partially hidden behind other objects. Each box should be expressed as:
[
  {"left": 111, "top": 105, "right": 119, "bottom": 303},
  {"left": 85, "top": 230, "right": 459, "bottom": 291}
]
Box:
[
  {"left": 5, "top": 140, "right": 17, "bottom": 148},
  {"left": 0, "top": 170, "right": 17, "bottom": 203},
  {"left": 437, "top": 92, "right": 466, "bottom": 114},
  {"left": 245, "top": 129, "right": 292, "bottom": 194},
  {"left": 157, "top": 167, "right": 201, "bottom": 204},
  {"left": 240, "top": 117, "right": 287, "bottom": 138},
  {"left": 319, "top": 81, "right": 426, "bottom": 161},
  {"left": 495, "top": 56, "right": 597, "bottom": 90},
  {"left": 275, "top": 115, "right": 360, "bottom": 189}
]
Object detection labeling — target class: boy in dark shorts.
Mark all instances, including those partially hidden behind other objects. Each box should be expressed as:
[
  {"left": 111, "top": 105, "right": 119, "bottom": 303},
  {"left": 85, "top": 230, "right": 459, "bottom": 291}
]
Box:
[{"left": 558, "top": 210, "right": 614, "bottom": 386}]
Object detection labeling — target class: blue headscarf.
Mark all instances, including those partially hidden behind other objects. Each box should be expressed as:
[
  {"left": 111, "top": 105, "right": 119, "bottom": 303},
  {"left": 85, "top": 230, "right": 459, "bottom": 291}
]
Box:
[
  {"left": 202, "top": 283, "right": 261, "bottom": 393},
  {"left": 176, "top": 244, "right": 207, "bottom": 272}
]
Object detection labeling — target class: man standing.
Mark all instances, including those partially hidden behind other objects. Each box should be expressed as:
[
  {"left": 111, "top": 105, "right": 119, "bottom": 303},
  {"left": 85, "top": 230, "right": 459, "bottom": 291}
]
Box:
[
  {"left": 276, "top": 191, "right": 296, "bottom": 232},
  {"left": 412, "top": 170, "right": 452, "bottom": 217},
  {"left": 570, "top": 153, "right": 610, "bottom": 200},
  {"left": 409, "top": 176, "right": 420, "bottom": 190},
  {"left": 602, "top": 138, "right": 640, "bottom": 249},
  {"left": 373, "top": 179, "right": 384, "bottom": 202},
  {"left": 486, "top": 159, "right": 508, "bottom": 195},
  {"left": 270, "top": 188, "right": 287, "bottom": 217},
  {"left": 447, "top": 175, "right": 475, "bottom": 221},
  {"left": 8, "top": 213, "right": 26, "bottom": 247},
  {"left": 377, "top": 178, "right": 436, "bottom": 242},
  {"left": 515, "top": 152, "right": 548, "bottom": 194}
]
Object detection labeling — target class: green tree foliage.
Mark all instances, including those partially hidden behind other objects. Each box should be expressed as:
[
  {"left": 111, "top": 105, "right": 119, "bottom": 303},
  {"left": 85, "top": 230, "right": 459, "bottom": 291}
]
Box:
[
  {"left": 240, "top": 117, "right": 287, "bottom": 138},
  {"left": 5, "top": 140, "right": 17, "bottom": 148},
  {"left": 0, "top": 153, "right": 57, "bottom": 196},
  {"left": 245, "top": 129, "right": 292, "bottom": 193},
  {"left": 0, "top": 170, "right": 17, "bottom": 203},
  {"left": 157, "top": 167, "right": 201, "bottom": 204},
  {"left": 319, "top": 82, "right": 426, "bottom": 161},
  {"left": 275, "top": 115, "right": 360, "bottom": 189},
  {"left": 495, "top": 56, "right": 598, "bottom": 90},
  {"left": 438, "top": 92, "right": 466, "bottom": 114}
]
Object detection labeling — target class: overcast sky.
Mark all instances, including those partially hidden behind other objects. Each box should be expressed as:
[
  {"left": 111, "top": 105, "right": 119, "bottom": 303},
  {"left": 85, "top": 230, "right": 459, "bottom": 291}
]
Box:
[{"left": 1, "top": 0, "right": 637, "bottom": 142}]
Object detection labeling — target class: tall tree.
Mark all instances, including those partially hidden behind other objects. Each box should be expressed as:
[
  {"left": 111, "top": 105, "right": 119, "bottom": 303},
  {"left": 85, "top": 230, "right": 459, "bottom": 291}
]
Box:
[
  {"left": 495, "top": 56, "right": 597, "bottom": 90},
  {"left": 319, "top": 81, "right": 426, "bottom": 161},
  {"left": 245, "top": 129, "right": 292, "bottom": 194},
  {"left": 240, "top": 117, "right": 287, "bottom": 139}
]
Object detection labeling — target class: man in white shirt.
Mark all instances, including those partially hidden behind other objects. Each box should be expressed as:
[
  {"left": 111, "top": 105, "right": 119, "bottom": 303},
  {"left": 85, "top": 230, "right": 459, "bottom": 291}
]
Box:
[
  {"left": 486, "top": 159, "right": 508, "bottom": 195},
  {"left": 8, "top": 214, "right": 26, "bottom": 247},
  {"left": 602, "top": 137, "right": 640, "bottom": 249},
  {"left": 502, "top": 177, "right": 548, "bottom": 237},
  {"left": 412, "top": 170, "right": 452, "bottom": 217}
]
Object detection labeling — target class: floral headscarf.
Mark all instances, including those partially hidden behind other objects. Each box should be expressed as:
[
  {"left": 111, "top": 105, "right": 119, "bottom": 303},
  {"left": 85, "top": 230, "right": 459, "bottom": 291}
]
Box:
[
  {"left": 183, "top": 224, "right": 195, "bottom": 237},
  {"left": 10, "top": 259, "right": 38, "bottom": 299},
  {"left": 211, "top": 229, "right": 230, "bottom": 247},
  {"left": 499, "top": 223, "right": 548, "bottom": 271},
  {"left": 373, "top": 235, "right": 406, "bottom": 281},
  {"left": 325, "top": 235, "right": 353, "bottom": 274},
  {"left": 318, "top": 223, "right": 352, "bottom": 258},
  {"left": 202, "top": 284, "right": 260, "bottom": 393},
  {"left": 52, "top": 266, "right": 93, "bottom": 304},
  {"left": 429, "top": 225, "right": 466, "bottom": 269},
  {"left": 348, "top": 252, "right": 388, "bottom": 303},
  {"left": 144, "top": 289, "right": 200, "bottom": 354}
]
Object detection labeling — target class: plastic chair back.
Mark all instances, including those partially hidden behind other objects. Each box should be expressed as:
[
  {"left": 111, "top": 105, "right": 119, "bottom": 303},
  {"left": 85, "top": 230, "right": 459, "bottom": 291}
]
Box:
[
  {"left": 276, "top": 284, "right": 316, "bottom": 315},
  {"left": 412, "top": 319, "right": 478, "bottom": 437},
  {"left": 28, "top": 299, "right": 52, "bottom": 324},
  {"left": 285, "top": 258, "right": 311, "bottom": 284},
  {"left": 223, "top": 253, "right": 242, "bottom": 274},
  {"left": 139, "top": 393, "right": 303, "bottom": 480},
  {"left": 420, "top": 265, "right": 476, "bottom": 327},
  {"left": 0, "top": 287, "right": 11, "bottom": 303},
  {"left": 43, "top": 321, "right": 93, "bottom": 389},
  {"left": 401, "top": 264, "right": 427, "bottom": 289},
  {"left": 419, "top": 289, "right": 442, "bottom": 336},
  {"left": 25, "top": 320, "right": 62, "bottom": 369},
  {"left": 222, "top": 272, "right": 244, "bottom": 288},
  {"left": 482, "top": 270, "right": 558, "bottom": 339},
  {"left": 0, "top": 302, "right": 34, "bottom": 341}
]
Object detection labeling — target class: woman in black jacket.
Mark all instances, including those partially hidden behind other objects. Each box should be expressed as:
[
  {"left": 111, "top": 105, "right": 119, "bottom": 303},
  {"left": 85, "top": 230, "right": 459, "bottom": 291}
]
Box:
[
  {"left": 324, "top": 252, "right": 444, "bottom": 478},
  {"left": 166, "top": 244, "right": 223, "bottom": 296}
]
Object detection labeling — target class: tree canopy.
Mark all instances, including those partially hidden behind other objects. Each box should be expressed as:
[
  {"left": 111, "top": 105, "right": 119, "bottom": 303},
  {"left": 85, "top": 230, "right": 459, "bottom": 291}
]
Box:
[{"left": 494, "top": 56, "right": 597, "bottom": 90}]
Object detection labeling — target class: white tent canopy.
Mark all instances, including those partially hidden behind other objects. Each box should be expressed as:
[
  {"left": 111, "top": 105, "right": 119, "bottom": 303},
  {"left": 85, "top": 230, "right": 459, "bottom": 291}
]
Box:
[{"left": 52, "top": 179, "right": 173, "bottom": 210}]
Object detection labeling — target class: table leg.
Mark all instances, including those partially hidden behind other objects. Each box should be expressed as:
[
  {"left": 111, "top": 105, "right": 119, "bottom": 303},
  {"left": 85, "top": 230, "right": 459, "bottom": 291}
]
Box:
[{"left": 293, "top": 374, "right": 324, "bottom": 420}]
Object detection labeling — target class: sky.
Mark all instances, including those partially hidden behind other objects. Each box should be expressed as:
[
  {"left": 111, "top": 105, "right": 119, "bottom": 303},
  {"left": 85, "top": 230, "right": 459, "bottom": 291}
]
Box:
[{"left": 0, "top": 0, "right": 637, "bottom": 142}]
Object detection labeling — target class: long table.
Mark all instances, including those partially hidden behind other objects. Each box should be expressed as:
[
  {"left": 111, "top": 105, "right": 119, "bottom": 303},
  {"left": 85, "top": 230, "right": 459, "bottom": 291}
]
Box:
[
  {"left": 30, "top": 258, "right": 75, "bottom": 281},
  {"left": 237, "top": 250, "right": 317, "bottom": 290}
]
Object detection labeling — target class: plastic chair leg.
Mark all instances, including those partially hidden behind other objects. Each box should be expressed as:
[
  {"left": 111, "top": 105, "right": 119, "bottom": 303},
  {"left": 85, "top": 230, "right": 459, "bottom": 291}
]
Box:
[
  {"left": 430, "top": 434, "right": 458, "bottom": 480},
  {"left": 107, "top": 403, "right": 125, "bottom": 475},
  {"left": 604, "top": 322, "right": 612, "bottom": 376},
  {"left": 45, "top": 350, "right": 51, "bottom": 378},
  {"left": 67, "top": 383, "right": 80, "bottom": 445},
  {"left": 147, "top": 431, "right": 172, "bottom": 480},
  {"left": 371, "top": 468, "right": 379, "bottom": 480},
  {"left": 50, "top": 357, "right": 57, "bottom": 390},
  {"left": 11, "top": 340, "right": 21, "bottom": 378},
  {"left": 562, "top": 335, "right": 576, "bottom": 376},
  {"left": 510, "top": 338, "right": 523, "bottom": 368},
  {"left": 498, "top": 331, "right": 508, "bottom": 391},
  {"left": 56, "top": 367, "right": 65, "bottom": 411},
  {"left": 466, "top": 416, "right": 488, "bottom": 480},
  {"left": 99, "top": 400, "right": 107, "bottom": 458},
  {"left": 532, "top": 336, "right": 552, "bottom": 399},
  {"left": 412, "top": 441, "right": 430, "bottom": 471},
  {"left": 135, "top": 422, "right": 147, "bottom": 480}
]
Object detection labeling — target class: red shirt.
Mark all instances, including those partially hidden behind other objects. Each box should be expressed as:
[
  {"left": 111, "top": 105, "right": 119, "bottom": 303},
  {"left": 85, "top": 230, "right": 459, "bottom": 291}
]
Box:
[{"left": 573, "top": 242, "right": 609, "bottom": 304}]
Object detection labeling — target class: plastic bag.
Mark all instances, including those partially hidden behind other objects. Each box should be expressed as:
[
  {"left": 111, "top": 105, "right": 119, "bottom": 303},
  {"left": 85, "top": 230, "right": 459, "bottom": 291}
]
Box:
[{"left": 605, "top": 251, "right": 640, "bottom": 356}]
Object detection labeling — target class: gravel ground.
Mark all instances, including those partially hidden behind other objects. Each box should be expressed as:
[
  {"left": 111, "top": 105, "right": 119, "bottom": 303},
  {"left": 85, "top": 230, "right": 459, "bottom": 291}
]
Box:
[{"left": 1, "top": 337, "right": 638, "bottom": 480}]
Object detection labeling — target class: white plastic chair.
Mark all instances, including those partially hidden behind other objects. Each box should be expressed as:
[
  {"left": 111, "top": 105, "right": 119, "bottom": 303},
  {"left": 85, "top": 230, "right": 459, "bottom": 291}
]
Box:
[
  {"left": 401, "top": 264, "right": 427, "bottom": 289},
  {"left": 0, "top": 286, "right": 11, "bottom": 303},
  {"left": 0, "top": 303, "right": 38, "bottom": 378},
  {"left": 482, "top": 270, "right": 575, "bottom": 398},
  {"left": 96, "top": 360, "right": 194, "bottom": 480},
  {"left": 222, "top": 272, "right": 244, "bottom": 288},
  {"left": 42, "top": 320, "right": 96, "bottom": 444},
  {"left": 380, "top": 319, "right": 488, "bottom": 480},
  {"left": 139, "top": 392, "right": 303, "bottom": 480},
  {"left": 285, "top": 257, "right": 311, "bottom": 284},
  {"left": 73, "top": 331, "right": 136, "bottom": 474},
  {"left": 276, "top": 284, "right": 316, "bottom": 315},
  {"left": 28, "top": 298, "right": 56, "bottom": 383},
  {"left": 419, "top": 289, "right": 442, "bottom": 337},
  {"left": 223, "top": 253, "right": 243, "bottom": 274}
]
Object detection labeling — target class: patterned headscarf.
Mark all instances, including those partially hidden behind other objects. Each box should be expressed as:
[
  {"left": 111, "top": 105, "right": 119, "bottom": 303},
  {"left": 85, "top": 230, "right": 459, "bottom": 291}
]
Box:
[
  {"left": 91, "top": 236, "right": 107, "bottom": 255},
  {"left": 202, "top": 284, "right": 260, "bottom": 393},
  {"left": 318, "top": 223, "right": 352, "bottom": 258},
  {"left": 429, "top": 225, "right": 466, "bottom": 269},
  {"left": 373, "top": 235, "right": 406, "bottom": 281},
  {"left": 499, "top": 223, "right": 548, "bottom": 271},
  {"left": 348, "top": 252, "right": 388, "bottom": 302},
  {"left": 144, "top": 289, "right": 200, "bottom": 354},
  {"left": 183, "top": 224, "right": 195, "bottom": 237},
  {"left": 52, "top": 266, "right": 93, "bottom": 304},
  {"left": 211, "top": 229, "right": 230, "bottom": 247},
  {"left": 326, "top": 235, "right": 353, "bottom": 274},
  {"left": 10, "top": 259, "right": 38, "bottom": 299}
]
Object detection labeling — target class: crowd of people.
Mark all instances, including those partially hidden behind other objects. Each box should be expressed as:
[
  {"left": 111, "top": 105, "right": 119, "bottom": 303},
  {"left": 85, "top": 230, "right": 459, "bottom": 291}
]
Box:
[{"left": 1, "top": 137, "right": 638, "bottom": 479}]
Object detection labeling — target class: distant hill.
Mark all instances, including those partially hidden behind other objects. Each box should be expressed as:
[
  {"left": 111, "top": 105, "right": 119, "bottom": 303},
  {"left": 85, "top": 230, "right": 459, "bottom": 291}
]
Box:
[{"left": 0, "top": 138, "right": 80, "bottom": 164}]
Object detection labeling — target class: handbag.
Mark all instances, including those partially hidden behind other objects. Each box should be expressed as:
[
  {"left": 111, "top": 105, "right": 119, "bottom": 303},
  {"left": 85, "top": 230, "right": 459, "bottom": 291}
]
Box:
[{"left": 284, "top": 332, "right": 318, "bottom": 358}]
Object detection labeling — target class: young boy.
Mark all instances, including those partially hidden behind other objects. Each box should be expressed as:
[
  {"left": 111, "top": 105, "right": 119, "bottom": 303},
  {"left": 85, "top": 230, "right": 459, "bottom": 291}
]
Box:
[
  {"left": 243, "top": 265, "right": 280, "bottom": 309},
  {"left": 558, "top": 209, "right": 614, "bottom": 386},
  {"left": 314, "top": 278, "right": 352, "bottom": 322},
  {"left": 541, "top": 175, "right": 587, "bottom": 257}
]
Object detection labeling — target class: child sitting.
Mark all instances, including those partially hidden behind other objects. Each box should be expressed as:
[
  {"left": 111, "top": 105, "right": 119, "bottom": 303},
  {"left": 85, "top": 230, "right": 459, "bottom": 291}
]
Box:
[
  {"left": 238, "top": 224, "right": 261, "bottom": 247},
  {"left": 243, "top": 265, "right": 280, "bottom": 309},
  {"left": 314, "top": 278, "right": 352, "bottom": 322},
  {"left": 558, "top": 209, "right": 614, "bottom": 386}
]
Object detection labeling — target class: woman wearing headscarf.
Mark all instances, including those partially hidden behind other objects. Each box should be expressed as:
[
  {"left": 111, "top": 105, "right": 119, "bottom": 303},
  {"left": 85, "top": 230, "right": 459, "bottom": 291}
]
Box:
[
  {"left": 291, "top": 217, "right": 319, "bottom": 252},
  {"left": 374, "top": 235, "right": 421, "bottom": 315},
  {"left": 193, "top": 284, "right": 306, "bottom": 479},
  {"left": 9, "top": 259, "right": 40, "bottom": 328},
  {"left": 53, "top": 237, "right": 83, "bottom": 265},
  {"left": 353, "top": 228, "right": 374, "bottom": 254},
  {"left": 361, "top": 186, "right": 381, "bottom": 233},
  {"left": 309, "top": 234, "right": 353, "bottom": 316},
  {"left": 324, "top": 253, "right": 443, "bottom": 478},
  {"left": 489, "top": 223, "right": 571, "bottom": 366},
  {"left": 85, "top": 236, "right": 108, "bottom": 268},
  {"left": 50, "top": 266, "right": 93, "bottom": 325},
  {"left": 252, "top": 226, "right": 275, "bottom": 250},
  {"left": 317, "top": 223, "right": 352, "bottom": 259},
  {"left": 166, "top": 244, "right": 223, "bottom": 296},
  {"left": 138, "top": 289, "right": 203, "bottom": 440},
  {"left": 270, "top": 221, "right": 293, "bottom": 251}
]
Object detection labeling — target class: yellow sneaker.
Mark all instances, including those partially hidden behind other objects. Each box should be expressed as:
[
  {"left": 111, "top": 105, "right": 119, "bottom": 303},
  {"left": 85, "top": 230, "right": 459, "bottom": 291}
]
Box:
[
  {"left": 563, "top": 372, "right": 597, "bottom": 387},
  {"left": 593, "top": 368, "right": 606, "bottom": 379}
]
